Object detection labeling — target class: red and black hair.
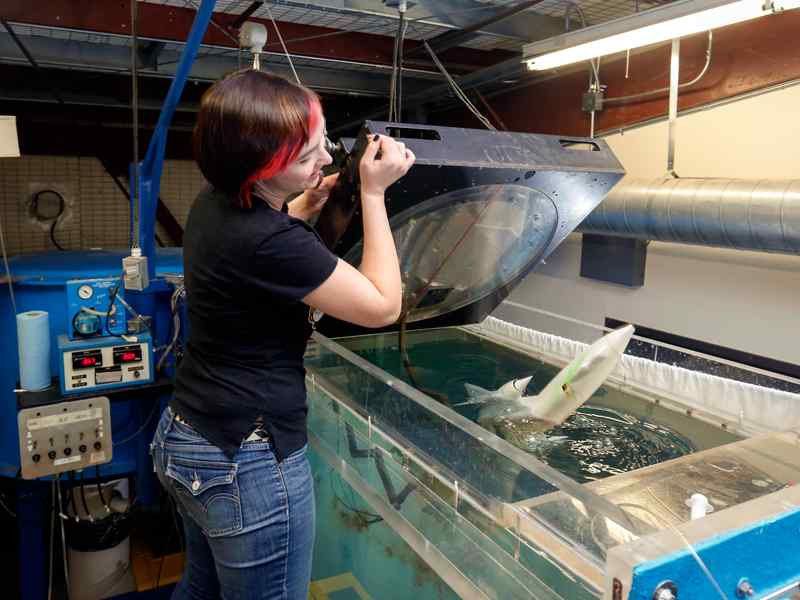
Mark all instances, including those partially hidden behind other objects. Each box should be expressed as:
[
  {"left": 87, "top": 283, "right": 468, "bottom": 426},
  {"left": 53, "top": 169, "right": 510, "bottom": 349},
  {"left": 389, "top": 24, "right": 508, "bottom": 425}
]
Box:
[{"left": 193, "top": 69, "right": 322, "bottom": 209}]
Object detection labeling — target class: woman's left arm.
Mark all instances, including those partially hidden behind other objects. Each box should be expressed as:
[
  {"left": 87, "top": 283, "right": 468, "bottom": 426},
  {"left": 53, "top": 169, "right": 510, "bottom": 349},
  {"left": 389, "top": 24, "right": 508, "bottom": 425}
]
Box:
[{"left": 287, "top": 173, "right": 339, "bottom": 221}]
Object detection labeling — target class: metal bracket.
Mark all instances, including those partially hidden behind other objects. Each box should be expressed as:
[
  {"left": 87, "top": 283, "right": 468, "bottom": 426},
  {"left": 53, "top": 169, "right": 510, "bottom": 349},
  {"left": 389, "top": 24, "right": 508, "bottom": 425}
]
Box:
[{"left": 666, "top": 38, "right": 680, "bottom": 178}]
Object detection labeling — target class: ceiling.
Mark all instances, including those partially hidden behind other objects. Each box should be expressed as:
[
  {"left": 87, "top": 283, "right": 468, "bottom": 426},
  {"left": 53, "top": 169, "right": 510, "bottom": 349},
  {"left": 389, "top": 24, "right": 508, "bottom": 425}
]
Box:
[{"left": 0, "top": 0, "right": 672, "bottom": 126}]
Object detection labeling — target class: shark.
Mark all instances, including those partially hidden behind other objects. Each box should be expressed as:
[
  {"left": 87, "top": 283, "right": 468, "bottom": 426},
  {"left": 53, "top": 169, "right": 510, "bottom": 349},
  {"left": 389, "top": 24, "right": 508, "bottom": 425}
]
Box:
[{"left": 459, "top": 325, "right": 636, "bottom": 448}]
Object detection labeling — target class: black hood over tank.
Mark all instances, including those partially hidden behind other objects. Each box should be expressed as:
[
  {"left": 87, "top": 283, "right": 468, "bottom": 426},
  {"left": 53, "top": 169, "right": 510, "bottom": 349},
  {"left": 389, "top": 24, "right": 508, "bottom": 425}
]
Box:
[{"left": 315, "top": 121, "right": 625, "bottom": 337}]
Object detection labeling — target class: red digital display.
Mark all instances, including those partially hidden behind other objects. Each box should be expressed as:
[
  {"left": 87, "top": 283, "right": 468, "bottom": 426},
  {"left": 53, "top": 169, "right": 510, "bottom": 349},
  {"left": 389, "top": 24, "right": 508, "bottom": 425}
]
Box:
[
  {"left": 73, "top": 350, "right": 102, "bottom": 370},
  {"left": 113, "top": 345, "right": 142, "bottom": 365}
]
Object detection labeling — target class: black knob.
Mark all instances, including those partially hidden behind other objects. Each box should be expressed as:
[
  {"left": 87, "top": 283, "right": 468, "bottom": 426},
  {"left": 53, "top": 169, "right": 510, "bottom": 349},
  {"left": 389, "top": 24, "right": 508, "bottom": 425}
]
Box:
[
  {"left": 79, "top": 445, "right": 87, "bottom": 454},
  {"left": 48, "top": 450, "right": 56, "bottom": 460},
  {"left": 94, "top": 441, "right": 102, "bottom": 451},
  {"left": 32, "top": 454, "right": 41, "bottom": 463},
  {"left": 63, "top": 447, "right": 72, "bottom": 456},
  {"left": 133, "top": 371, "right": 141, "bottom": 379}
]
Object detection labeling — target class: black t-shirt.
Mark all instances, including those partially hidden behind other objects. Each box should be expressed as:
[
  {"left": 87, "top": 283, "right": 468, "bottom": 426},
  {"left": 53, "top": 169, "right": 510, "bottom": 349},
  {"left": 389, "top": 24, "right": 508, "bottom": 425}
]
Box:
[{"left": 172, "top": 186, "right": 338, "bottom": 460}]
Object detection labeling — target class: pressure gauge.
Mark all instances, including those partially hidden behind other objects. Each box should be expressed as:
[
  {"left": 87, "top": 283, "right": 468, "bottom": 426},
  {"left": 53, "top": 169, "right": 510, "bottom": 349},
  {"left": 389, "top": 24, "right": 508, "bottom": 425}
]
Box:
[{"left": 77, "top": 285, "right": 94, "bottom": 300}]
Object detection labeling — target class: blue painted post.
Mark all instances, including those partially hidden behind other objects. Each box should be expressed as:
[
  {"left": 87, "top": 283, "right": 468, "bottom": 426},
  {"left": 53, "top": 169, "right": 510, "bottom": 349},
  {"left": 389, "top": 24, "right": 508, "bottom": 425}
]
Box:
[{"left": 136, "top": 0, "right": 216, "bottom": 283}]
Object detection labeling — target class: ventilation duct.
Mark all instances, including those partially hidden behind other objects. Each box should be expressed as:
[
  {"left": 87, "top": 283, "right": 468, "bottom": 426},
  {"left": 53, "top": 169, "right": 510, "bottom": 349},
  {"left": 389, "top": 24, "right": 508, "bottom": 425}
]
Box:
[{"left": 579, "top": 177, "right": 800, "bottom": 254}]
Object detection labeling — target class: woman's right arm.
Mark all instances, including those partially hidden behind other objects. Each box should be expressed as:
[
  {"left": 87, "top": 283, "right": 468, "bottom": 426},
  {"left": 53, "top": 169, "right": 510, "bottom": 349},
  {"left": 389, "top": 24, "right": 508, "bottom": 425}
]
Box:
[{"left": 302, "top": 134, "right": 415, "bottom": 328}]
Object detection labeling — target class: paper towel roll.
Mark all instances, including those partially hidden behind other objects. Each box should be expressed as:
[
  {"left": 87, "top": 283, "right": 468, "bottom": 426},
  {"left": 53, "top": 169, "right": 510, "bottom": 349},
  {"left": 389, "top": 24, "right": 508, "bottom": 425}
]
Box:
[{"left": 16, "top": 310, "right": 51, "bottom": 390}]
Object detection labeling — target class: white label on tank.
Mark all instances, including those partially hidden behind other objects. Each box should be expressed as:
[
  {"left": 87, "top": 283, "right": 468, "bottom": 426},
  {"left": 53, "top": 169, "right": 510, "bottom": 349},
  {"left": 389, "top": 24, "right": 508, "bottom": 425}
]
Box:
[
  {"left": 54, "top": 456, "right": 81, "bottom": 467},
  {"left": 90, "top": 451, "right": 106, "bottom": 463},
  {"left": 27, "top": 408, "right": 103, "bottom": 430}
]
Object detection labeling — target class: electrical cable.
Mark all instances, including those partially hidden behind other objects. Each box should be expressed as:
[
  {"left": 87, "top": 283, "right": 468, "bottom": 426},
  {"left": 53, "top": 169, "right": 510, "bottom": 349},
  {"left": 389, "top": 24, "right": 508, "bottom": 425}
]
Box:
[
  {"left": 105, "top": 281, "right": 152, "bottom": 336},
  {"left": 157, "top": 284, "right": 185, "bottom": 372},
  {"left": 131, "top": 0, "right": 140, "bottom": 251},
  {"left": 30, "top": 189, "right": 66, "bottom": 251},
  {"left": 48, "top": 480, "right": 55, "bottom": 600},
  {"left": 56, "top": 476, "right": 71, "bottom": 600},
  {"left": 605, "top": 31, "right": 714, "bottom": 104},
  {"left": 105, "top": 284, "right": 120, "bottom": 337},
  {"left": 79, "top": 471, "right": 93, "bottom": 522},
  {"left": 113, "top": 400, "right": 161, "bottom": 447},
  {"left": 423, "top": 41, "right": 496, "bottom": 130},
  {"left": 95, "top": 466, "right": 111, "bottom": 514},
  {"left": 563, "top": 2, "right": 599, "bottom": 88},
  {"left": 0, "top": 492, "right": 16, "bottom": 518},
  {"left": 156, "top": 285, "right": 186, "bottom": 372},
  {"left": 265, "top": 5, "right": 301, "bottom": 85},
  {"left": 397, "top": 13, "right": 407, "bottom": 121},
  {"left": 68, "top": 472, "right": 79, "bottom": 522},
  {"left": 388, "top": 17, "right": 400, "bottom": 122}
]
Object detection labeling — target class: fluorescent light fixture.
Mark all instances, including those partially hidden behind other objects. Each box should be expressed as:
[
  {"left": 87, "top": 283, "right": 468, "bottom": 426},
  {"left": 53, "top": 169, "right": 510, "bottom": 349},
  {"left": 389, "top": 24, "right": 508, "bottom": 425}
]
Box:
[
  {"left": 524, "top": 0, "right": 800, "bottom": 71},
  {"left": 0, "top": 116, "right": 20, "bottom": 158}
]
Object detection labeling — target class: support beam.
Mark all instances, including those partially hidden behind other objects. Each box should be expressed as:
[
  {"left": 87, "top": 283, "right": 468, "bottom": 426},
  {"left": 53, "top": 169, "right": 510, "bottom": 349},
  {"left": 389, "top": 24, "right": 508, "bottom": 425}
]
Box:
[
  {"left": 0, "top": 33, "right": 437, "bottom": 97},
  {"left": 0, "top": 0, "right": 512, "bottom": 72}
]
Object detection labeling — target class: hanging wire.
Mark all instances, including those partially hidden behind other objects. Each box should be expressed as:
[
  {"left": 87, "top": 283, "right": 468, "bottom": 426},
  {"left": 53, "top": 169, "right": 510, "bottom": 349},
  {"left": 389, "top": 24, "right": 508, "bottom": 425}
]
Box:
[
  {"left": 131, "top": 0, "right": 140, "bottom": 251},
  {"left": 397, "top": 11, "right": 408, "bottom": 121},
  {"left": 388, "top": 20, "right": 400, "bottom": 121},
  {"left": 423, "top": 41, "right": 496, "bottom": 130},
  {"left": 55, "top": 477, "right": 71, "bottom": 600},
  {"left": 265, "top": 5, "right": 301, "bottom": 85},
  {"left": 183, "top": 0, "right": 241, "bottom": 46},
  {"left": 0, "top": 212, "right": 16, "bottom": 314},
  {"left": 113, "top": 400, "right": 161, "bottom": 447},
  {"left": 605, "top": 31, "right": 714, "bottom": 104},
  {"left": 564, "top": 2, "right": 600, "bottom": 89},
  {"left": 48, "top": 480, "right": 55, "bottom": 600}
]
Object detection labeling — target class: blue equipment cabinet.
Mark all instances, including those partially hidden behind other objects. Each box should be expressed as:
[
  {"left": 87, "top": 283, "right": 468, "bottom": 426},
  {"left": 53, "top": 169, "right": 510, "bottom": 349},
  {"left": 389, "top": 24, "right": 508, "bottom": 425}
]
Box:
[
  {"left": 0, "top": 0, "right": 214, "bottom": 597},
  {"left": 0, "top": 250, "right": 184, "bottom": 600}
]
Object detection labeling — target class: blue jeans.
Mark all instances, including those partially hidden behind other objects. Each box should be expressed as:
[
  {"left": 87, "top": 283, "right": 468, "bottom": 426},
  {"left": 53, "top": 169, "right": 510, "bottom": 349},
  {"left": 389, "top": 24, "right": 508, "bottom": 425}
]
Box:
[{"left": 151, "top": 408, "right": 315, "bottom": 600}]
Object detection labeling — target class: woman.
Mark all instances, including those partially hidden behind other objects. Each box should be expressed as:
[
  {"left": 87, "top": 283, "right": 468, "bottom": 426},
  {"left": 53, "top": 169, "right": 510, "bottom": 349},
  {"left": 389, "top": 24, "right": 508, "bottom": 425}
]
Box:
[{"left": 150, "top": 69, "right": 414, "bottom": 600}]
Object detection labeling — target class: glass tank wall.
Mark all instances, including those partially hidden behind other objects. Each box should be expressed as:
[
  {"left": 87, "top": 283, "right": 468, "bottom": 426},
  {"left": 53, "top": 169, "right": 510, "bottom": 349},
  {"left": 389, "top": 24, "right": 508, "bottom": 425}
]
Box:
[{"left": 304, "top": 327, "right": 800, "bottom": 599}]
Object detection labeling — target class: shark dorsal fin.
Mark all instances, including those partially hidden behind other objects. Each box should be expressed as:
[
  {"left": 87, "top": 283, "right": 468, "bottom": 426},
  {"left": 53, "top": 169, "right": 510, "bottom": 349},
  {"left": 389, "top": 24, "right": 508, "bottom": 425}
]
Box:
[{"left": 464, "top": 382, "right": 492, "bottom": 399}]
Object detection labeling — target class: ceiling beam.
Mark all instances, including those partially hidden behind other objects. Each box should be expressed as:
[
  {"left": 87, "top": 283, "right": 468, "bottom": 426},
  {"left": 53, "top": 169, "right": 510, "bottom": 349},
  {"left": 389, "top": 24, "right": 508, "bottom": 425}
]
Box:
[
  {"left": 0, "top": 0, "right": 513, "bottom": 71},
  {"left": 0, "top": 32, "right": 440, "bottom": 97}
]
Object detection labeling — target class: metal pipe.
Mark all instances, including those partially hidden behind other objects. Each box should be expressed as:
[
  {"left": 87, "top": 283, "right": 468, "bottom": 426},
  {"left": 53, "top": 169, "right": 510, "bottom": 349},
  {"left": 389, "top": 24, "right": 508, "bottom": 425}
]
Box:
[{"left": 579, "top": 178, "right": 800, "bottom": 255}]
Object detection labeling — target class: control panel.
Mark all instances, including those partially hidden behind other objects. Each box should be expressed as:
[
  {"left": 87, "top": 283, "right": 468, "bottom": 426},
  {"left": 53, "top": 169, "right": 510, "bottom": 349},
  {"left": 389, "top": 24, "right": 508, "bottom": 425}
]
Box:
[
  {"left": 18, "top": 396, "right": 112, "bottom": 479},
  {"left": 58, "top": 333, "right": 153, "bottom": 395},
  {"left": 66, "top": 278, "right": 126, "bottom": 339}
]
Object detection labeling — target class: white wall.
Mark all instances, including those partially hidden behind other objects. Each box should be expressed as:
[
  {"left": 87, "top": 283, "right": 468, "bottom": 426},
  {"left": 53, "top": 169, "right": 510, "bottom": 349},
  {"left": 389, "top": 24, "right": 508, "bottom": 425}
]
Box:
[{"left": 494, "top": 83, "right": 800, "bottom": 365}]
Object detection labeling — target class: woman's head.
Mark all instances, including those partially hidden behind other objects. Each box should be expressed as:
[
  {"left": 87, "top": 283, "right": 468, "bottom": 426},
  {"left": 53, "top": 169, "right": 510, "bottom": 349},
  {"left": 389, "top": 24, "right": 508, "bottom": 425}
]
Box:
[{"left": 194, "top": 70, "right": 331, "bottom": 208}]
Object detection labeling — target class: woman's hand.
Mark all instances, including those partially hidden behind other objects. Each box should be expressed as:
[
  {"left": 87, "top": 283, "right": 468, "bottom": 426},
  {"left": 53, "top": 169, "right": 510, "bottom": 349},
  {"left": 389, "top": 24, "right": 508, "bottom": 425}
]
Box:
[
  {"left": 359, "top": 134, "right": 415, "bottom": 198},
  {"left": 287, "top": 173, "right": 340, "bottom": 221}
]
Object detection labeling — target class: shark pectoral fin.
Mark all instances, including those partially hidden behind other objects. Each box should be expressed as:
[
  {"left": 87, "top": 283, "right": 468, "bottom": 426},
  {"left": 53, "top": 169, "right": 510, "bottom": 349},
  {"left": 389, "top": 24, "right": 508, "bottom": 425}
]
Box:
[
  {"left": 464, "top": 382, "right": 492, "bottom": 399},
  {"left": 453, "top": 398, "right": 492, "bottom": 407}
]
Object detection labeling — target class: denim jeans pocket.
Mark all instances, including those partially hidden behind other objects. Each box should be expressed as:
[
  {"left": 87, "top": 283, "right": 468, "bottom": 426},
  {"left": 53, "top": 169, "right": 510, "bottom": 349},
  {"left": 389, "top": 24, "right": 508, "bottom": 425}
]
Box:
[{"left": 166, "top": 456, "right": 243, "bottom": 538}]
